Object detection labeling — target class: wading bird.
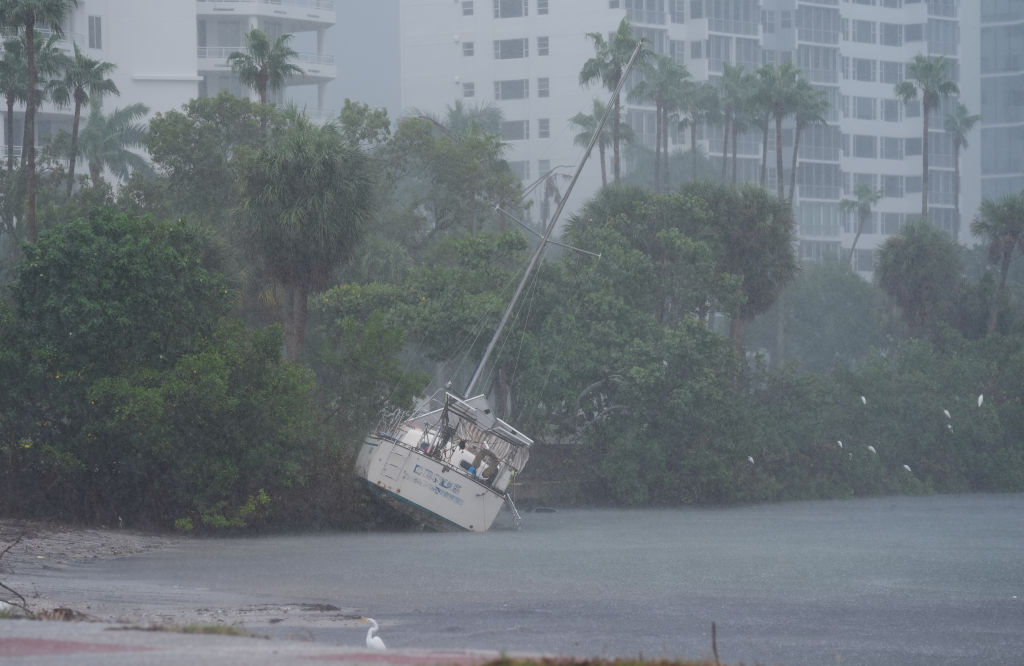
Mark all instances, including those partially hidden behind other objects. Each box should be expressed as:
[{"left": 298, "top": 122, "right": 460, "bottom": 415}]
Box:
[{"left": 364, "top": 618, "right": 386, "bottom": 650}]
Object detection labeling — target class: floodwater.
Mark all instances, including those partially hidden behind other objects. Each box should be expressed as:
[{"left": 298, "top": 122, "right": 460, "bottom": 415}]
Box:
[{"left": 49, "top": 494, "right": 1024, "bottom": 665}]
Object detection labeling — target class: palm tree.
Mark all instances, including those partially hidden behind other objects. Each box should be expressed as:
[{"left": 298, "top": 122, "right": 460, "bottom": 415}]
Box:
[
  {"left": 839, "top": 183, "right": 882, "bottom": 268},
  {"left": 234, "top": 112, "right": 372, "bottom": 361},
  {"left": 50, "top": 44, "right": 118, "bottom": 197},
  {"left": 629, "top": 54, "right": 690, "bottom": 192},
  {"left": 0, "top": 0, "right": 79, "bottom": 242},
  {"left": 579, "top": 18, "right": 645, "bottom": 183},
  {"left": 944, "top": 103, "right": 981, "bottom": 240},
  {"left": 765, "top": 62, "right": 801, "bottom": 199},
  {"left": 444, "top": 99, "right": 502, "bottom": 135},
  {"left": 227, "top": 28, "right": 304, "bottom": 105},
  {"left": 753, "top": 65, "right": 776, "bottom": 188},
  {"left": 895, "top": 54, "right": 959, "bottom": 219},
  {"left": 716, "top": 63, "right": 747, "bottom": 182},
  {"left": 971, "top": 192, "right": 1024, "bottom": 335},
  {"left": 683, "top": 81, "right": 719, "bottom": 181},
  {"left": 0, "top": 36, "right": 28, "bottom": 172},
  {"left": 77, "top": 99, "right": 151, "bottom": 185},
  {"left": 570, "top": 99, "right": 633, "bottom": 188},
  {"left": 788, "top": 79, "right": 829, "bottom": 203}
]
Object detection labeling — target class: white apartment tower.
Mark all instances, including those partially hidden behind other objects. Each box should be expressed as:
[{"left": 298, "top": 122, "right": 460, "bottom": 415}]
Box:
[
  {"left": 2, "top": 1, "right": 337, "bottom": 163},
  {"left": 196, "top": 0, "right": 336, "bottom": 109},
  {"left": 399, "top": 0, "right": 968, "bottom": 273}
]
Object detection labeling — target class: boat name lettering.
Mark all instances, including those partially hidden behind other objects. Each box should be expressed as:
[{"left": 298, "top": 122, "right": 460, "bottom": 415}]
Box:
[{"left": 412, "top": 464, "right": 464, "bottom": 505}]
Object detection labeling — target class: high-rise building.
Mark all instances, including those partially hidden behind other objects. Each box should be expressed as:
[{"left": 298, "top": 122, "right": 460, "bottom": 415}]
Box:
[
  {"left": 399, "top": 0, "right": 969, "bottom": 274},
  {"left": 2, "top": 1, "right": 336, "bottom": 165},
  {"left": 197, "top": 0, "right": 336, "bottom": 110},
  {"left": 971, "top": 1, "right": 1024, "bottom": 203}
]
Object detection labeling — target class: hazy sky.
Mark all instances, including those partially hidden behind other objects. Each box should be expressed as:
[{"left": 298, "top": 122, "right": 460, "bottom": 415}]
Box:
[{"left": 322, "top": 0, "right": 400, "bottom": 119}]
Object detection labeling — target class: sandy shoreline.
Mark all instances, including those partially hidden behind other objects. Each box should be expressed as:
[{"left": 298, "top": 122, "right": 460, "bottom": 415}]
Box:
[
  {"left": 0, "top": 519, "right": 180, "bottom": 572},
  {"left": 0, "top": 519, "right": 369, "bottom": 636}
]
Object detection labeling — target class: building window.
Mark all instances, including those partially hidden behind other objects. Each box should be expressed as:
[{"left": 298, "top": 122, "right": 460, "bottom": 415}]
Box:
[
  {"left": 852, "top": 20, "right": 875, "bottom": 43},
  {"left": 854, "top": 96, "right": 875, "bottom": 120},
  {"left": 882, "top": 212, "right": 903, "bottom": 234},
  {"left": 905, "top": 99, "right": 921, "bottom": 117},
  {"left": 882, "top": 137, "right": 903, "bottom": 159},
  {"left": 537, "top": 0, "right": 549, "bottom": 14},
  {"left": 463, "top": 42, "right": 475, "bottom": 57},
  {"left": 501, "top": 120, "right": 529, "bottom": 140},
  {"left": 882, "top": 99, "right": 900, "bottom": 122},
  {"left": 88, "top": 15, "right": 102, "bottom": 49},
  {"left": 854, "top": 249, "right": 874, "bottom": 273},
  {"left": 537, "top": 77, "right": 549, "bottom": 97},
  {"left": 462, "top": 82, "right": 476, "bottom": 97},
  {"left": 853, "top": 135, "right": 877, "bottom": 158},
  {"left": 610, "top": 0, "right": 620, "bottom": 7},
  {"left": 905, "top": 137, "right": 922, "bottom": 155},
  {"left": 852, "top": 58, "right": 876, "bottom": 82},
  {"left": 691, "top": 40, "right": 703, "bottom": 58},
  {"left": 880, "top": 61, "right": 902, "bottom": 84},
  {"left": 494, "top": 38, "right": 528, "bottom": 59},
  {"left": 538, "top": 118, "right": 550, "bottom": 138},
  {"left": 494, "top": 0, "right": 528, "bottom": 18},
  {"left": 463, "top": 1, "right": 474, "bottom": 16},
  {"left": 883, "top": 174, "right": 903, "bottom": 196},
  {"left": 905, "top": 23, "right": 924, "bottom": 41},
  {"left": 880, "top": 23, "right": 902, "bottom": 46},
  {"left": 495, "top": 79, "right": 529, "bottom": 99},
  {"left": 690, "top": 1, "right": 703, "bottom": 19},
  {"left": 537, "top": 36, "right": 549, "bottom": 56}
]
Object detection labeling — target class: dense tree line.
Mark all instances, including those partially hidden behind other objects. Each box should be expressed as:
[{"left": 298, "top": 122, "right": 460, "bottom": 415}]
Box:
[{"left": 1, "top": 13, "right": 1023, "bottom": 530}]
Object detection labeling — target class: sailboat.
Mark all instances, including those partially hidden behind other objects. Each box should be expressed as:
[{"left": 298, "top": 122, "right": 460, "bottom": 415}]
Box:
[{"left": 354, "top": 44, "right": 644, "bottom": 532}]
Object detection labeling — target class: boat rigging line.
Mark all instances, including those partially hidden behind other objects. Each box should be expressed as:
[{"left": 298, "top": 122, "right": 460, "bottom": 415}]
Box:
[{"left": 463, "top": 41, "right": 645, "bottom": 398}]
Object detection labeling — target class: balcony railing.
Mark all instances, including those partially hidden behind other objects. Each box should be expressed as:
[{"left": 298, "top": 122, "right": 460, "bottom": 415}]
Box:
[
  {"left": 197, "top": 0, "right": 335, "bottom": 10},
  {"left": 198, "top": 46, "right": 334, "bottom": 66}
]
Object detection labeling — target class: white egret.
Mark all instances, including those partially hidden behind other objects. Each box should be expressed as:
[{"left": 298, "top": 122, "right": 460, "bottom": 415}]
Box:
[
  {"left": 861, "top": 396, "right": 867, "bottom": 405},
  {"left": 837, "top": 440, "right": 843, "bottom": 448},
  {"left": 943, "top": 409, "right": 951, "bottom": 420},
  {"left": 747, "top": 456, "right": 755, "bottom": 464},
  {"left": 867, "top": 445, "right": 877, "bottom": 454},
  {"left": 978, "top": 394, "right": 984, "bottom": 407},
  {"left": 363, "top": 618, "right": 386, "bottom": 650},
  {"left": 903, "top": 464, "right": 912, "bottom": 472}
]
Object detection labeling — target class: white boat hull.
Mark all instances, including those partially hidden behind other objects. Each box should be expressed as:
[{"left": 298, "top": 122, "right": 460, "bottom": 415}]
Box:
[{"left": 355, "top": 432, "right": 509, "bottom": 532}]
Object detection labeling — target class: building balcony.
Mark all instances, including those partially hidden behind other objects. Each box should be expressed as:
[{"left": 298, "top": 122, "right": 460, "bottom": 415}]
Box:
[
  {"left": 197, "top": 0, "right": 335, "bottom": 31},
  {"left": 198, "top": 46, "right": 335, "bottom": 82}
]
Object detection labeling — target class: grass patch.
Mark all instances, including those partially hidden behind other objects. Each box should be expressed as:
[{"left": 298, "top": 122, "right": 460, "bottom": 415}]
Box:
[{"left": 483, "top": 655, "right": 724, "bottom": 659}]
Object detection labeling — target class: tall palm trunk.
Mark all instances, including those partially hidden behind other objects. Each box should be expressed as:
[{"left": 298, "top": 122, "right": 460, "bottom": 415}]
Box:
[
  {"left": 921, "top": 103, "right": 930, "bottom": 219},
  {"left": 612, "top": 93, "right": 621, "bottom": 182},
  {"left": 720, "top": 112, "right": 730, "bottom": 181},
  {"left": 598, "top": 143, "right": 607, "bottom": 187},
  {"left": 775, "top": 103, "right": 785, "bottom": 199},
  {"left": 66, "top": 98, "right": 84, "bottom": 198},
  {"left": 760, "top": 115, "right": 769, "bottom": 187},
  {"left": 731, "top": 123, "right": 738, "bottom": 184},
  {"left": 653, "top": 100, "right": 662, "bottom": 192},
  {"left": 989, "top": 251, "right": 1014, "bottom": 335},
  {"left": 690, "top": 121, "right": 698, "bottom": 180},
  {"left": 662, "top": 106, "right": 670, "bottom": 191},
  {"left": 285, "top": 284, "right": 309, "bottom": 362},
  {"left": 25, "top": 13, "right": 38, "bottom": 242},
  {"left": 5, "top": 95, "right": 14, "bottom": 171},
  {"left": 847, "top": 211, "right": 867, "bottom": 267},
  {"left": 788, "top": 122, "right": 803, "bottom": 203},
  {"left": 953, "top": 143, "right": 961, "bottom": 239}
]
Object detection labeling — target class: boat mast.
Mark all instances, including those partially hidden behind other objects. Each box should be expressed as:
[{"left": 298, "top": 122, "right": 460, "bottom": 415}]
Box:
[{"left": 464, "top": 42, "right": 644, "bottom": 398}]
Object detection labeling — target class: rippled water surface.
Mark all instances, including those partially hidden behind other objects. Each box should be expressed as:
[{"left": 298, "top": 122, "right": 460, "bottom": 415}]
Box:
[{"left": 85, "top": 494, "right": 1024, "bottom": 665}]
